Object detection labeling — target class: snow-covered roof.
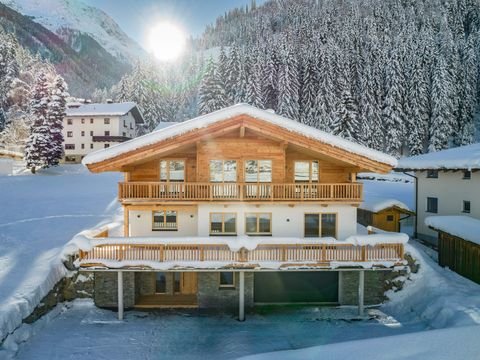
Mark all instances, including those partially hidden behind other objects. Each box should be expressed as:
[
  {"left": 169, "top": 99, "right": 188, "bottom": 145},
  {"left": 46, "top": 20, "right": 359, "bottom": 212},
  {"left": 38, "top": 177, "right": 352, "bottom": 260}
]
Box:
[
  {"left": 425, "top": 215, "right": 480, "bottom": 245},
  {"left": 396, "top": 143, "right": 480, "bottom": 170},
  {"left": 66, "top": 102, "right": 144, "bottom": 123},
  {"left": 82, "top": 104, "right": 397, "bottom": 167},
  {"left": 360, "top": 196, "right": 412, "bottom": 213},
  {"left": 154, "top": 122, "right": 178, "bottom": 131}
]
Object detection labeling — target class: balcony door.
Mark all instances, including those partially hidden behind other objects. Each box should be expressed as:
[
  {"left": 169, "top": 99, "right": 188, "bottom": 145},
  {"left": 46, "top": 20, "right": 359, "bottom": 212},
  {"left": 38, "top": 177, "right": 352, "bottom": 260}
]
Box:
[
  {"left": 209, "top": 160, "right": 238, "bottom": 198},
  {"left": 245, "top": 160, "right": 272, "bottom": 199}
]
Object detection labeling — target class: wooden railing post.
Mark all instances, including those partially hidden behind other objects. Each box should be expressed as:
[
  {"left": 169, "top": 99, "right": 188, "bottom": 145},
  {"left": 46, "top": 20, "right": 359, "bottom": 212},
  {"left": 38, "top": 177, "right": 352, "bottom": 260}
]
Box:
[{"left": 361, "top": 246, "right": 367, "bottom": 261}]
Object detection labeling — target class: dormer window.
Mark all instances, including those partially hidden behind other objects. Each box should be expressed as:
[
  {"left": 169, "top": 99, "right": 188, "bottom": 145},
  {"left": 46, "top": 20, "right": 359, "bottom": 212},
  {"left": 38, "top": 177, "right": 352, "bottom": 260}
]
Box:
[{"left": 427, "top": 170, "right": 438, "bottom": 178}]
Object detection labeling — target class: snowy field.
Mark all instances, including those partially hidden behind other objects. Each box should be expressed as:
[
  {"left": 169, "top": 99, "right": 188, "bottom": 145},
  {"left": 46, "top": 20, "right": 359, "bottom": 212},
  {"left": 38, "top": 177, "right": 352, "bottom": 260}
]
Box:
[
  {"left": 2, "top": 166, "right": 480, "bottom": 359},
  {"left": 0, "top": 164, "right": 120, "bottom": 345}
]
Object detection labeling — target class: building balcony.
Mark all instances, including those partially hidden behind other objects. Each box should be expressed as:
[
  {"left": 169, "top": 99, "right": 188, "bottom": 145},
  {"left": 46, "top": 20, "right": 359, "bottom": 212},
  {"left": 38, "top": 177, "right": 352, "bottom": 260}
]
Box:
[
  {"left": 118, "top": 182, "right": 363, "bottom": 203},
  {"left": 76, "top": 231, "right": 406, "bottom": 271}
]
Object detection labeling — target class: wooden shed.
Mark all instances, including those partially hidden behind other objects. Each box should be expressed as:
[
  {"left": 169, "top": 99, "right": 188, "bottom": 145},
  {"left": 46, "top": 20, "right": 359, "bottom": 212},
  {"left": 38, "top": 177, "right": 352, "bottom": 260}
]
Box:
[
  {"left": 426, "top": 215, "right": 480, "bottom": 284},
  {"left": 358, "top": 198, "right": 414, "bottom": 233}
]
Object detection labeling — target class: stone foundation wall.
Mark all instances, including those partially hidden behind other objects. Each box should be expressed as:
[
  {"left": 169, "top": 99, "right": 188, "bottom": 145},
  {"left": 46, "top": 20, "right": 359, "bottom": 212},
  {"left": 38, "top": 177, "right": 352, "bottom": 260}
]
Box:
[
  {"left": 197, "top": 272, "right": 254, "bottom": 309},
  {"left": 94, "top": 272, "right": 135, "bottom": 309}
]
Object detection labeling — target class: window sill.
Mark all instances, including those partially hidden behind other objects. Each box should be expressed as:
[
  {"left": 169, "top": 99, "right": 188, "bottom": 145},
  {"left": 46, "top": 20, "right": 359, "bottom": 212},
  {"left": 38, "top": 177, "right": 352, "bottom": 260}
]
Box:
[
  {"left": 246, "top": 233, "right": 272, "bottom": 236},
  {"left": 219, "top": 286, "right": 236, "bottom": 290},
  {"left": 209, "top": 233, "right": 237, "bottom": 236},
  {"left": 152, "top": 229, "right": 178, "bottom": 232}
]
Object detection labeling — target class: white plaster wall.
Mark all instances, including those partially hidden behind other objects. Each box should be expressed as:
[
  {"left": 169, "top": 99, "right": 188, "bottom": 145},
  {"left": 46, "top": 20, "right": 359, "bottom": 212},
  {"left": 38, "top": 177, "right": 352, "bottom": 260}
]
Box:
[
  {"left": 197, "top": 203, "right": 357, "bottom": 240},
  {"left": 416, "top": 171, "right": 480, "bottom": 238},
  {"left": 62, "top": 111, "right": 138, "bottom": 157},
  {"left": 129, "top": 209, "right": 198, "bottom": 237}
]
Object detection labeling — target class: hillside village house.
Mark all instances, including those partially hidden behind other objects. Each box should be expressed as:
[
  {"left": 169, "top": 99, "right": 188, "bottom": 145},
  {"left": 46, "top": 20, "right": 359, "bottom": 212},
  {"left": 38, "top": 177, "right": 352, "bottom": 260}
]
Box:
[
  {"left": 76, "top": 104, "right": 408, "bottom": 320},
  {"left": 62, "top": 102, "right": 144, "bottom": 163},
  {"left": 396, "top": 143, "right": 480, "bottom": 245}
]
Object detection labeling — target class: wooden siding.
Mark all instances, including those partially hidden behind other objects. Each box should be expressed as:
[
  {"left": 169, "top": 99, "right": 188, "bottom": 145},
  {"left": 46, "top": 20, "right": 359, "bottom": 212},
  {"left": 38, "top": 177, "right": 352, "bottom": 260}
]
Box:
[{"left": 438, "top": 231, "right": 480, "bottom": 284}]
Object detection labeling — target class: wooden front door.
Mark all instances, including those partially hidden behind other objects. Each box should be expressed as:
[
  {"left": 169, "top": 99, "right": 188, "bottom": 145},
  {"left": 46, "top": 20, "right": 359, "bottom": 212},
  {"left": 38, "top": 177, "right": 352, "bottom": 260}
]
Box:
[{"left": 177, "top": 272, "right": 198, "bottom": 295}]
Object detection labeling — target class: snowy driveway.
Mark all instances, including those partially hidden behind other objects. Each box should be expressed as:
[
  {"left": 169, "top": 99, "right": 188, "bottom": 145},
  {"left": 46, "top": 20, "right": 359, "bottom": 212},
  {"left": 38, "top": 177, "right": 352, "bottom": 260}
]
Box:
[{"left": 15, "top": 300, "right": 428, "bottom": 360}]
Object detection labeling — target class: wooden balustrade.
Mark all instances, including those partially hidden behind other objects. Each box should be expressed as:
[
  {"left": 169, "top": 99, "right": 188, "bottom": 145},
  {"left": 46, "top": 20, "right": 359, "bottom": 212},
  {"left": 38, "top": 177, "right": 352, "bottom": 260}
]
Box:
[
  {"left": 118, "top": 182, "right": 362, "bottom": 202},
  {"left": 79, "top": 242, "right": 404, "bottom": 268}
]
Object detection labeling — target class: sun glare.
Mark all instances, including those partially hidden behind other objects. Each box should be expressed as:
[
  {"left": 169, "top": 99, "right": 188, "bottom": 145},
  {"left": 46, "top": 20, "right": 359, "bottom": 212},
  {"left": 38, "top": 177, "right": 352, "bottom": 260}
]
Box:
[{"left": 147, "top": 22, "right": 186, "bottom": 62}]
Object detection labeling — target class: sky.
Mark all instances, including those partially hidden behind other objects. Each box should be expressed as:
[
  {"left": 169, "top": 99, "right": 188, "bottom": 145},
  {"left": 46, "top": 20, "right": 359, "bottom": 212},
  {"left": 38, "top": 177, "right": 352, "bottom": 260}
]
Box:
[{"left": 83, "top": 0, "right": 264, "bottom": 48}]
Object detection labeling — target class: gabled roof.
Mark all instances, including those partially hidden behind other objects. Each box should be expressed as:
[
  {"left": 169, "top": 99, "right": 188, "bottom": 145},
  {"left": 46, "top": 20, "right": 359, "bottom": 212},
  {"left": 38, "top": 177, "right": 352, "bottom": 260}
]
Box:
[
  {"left": 82, "top": 104, "right": 397, "bottom": 172},
  {"left": 360, "top": 196, "right": 413, "bottom": 214},
  {"left": 396, "top": 143, "right": 480, "bottom": 171},
  {"left": 66, "top": 102, "right": 144, "bottom": 124}
]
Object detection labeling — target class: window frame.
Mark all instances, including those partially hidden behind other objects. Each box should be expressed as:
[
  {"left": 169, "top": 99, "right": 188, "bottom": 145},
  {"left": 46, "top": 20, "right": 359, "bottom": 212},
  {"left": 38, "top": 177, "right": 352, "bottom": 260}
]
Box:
[
  {"left": 65, "top": 144, "right": 75, "bottom": 150},
  {"left": 104, "top": 144, "right": 110, "bottom": 148},
  {"left": 245, "top": 213, "right": 272, "bottom": 235},
  {"left": 81, "top": 131, "right": 85, "bottom": 137},
  {"left": 462, "top": 200, "right": 471, "bottom": 214},
  {"left": 160, "top": 159, "right": 186, "bottom": 182},
  {"left": 426, "top": 197, "right": 438, "bottom": 213},
  {"left": 426, "top": 170, "right": 438, "bottom": 179},
  {"left": 152, "top": 209, "right": 178, "bottom": 231},
  {"left": 294, "top": 160, "right": 320, "bottom": 183},
  {"left": 304, "top": 213, "right": 338, "bottom": 238},
  {"left": 209, "top": 212, "right": 237, "bottom": 235},
  {"left": 209, "top": 160, "right": 237, "bottom": 183},
  {"left": 104, "top": 118, "right": 110, "bottom": 124},
  {"left": 90, "top": 118, "right": 94, "bottom": 124},
  {"left": 67, "top": 131, "right": 73, "bottom": 137},
  {"left": 244, "top": 159, "right": 273, "bottom": 183},
  {"left": 386, "top": 215, "right": 395, "bottom": 222},
  {"left": 104, "top": 130, "right": 110, "bottom": 136},
  {"left": 90, "top": 144, "right": 94, "bottom": 149},
  {"left": 67, "top": 119, "right": 73, "bottom": 125},
  {"left": 219, "top": 272, "right": 235, "bottom": 289}
]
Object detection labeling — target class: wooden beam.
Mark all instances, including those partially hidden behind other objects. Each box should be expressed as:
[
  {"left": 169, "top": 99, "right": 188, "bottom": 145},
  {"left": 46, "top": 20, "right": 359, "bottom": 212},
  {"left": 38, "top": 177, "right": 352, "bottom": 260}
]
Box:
[{"left": 239, "top": 126, "right": 245, "bottom": 138}]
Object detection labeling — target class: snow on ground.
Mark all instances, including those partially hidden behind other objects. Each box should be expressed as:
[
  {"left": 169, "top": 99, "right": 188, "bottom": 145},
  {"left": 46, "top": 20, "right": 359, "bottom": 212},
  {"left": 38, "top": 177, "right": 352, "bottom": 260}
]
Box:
[{"left": 0, "top": 164, "right": 120, "bottom": 344}]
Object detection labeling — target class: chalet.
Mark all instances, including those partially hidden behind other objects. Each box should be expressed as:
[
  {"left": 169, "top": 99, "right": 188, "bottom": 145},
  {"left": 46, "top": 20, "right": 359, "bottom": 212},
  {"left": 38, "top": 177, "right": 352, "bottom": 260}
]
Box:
[
  {"left": 77, "top": 104, "right": 407, "bottom": 320},
  {"left": 62, "top": 102, "right": 144, "bottom": 163},
  {"left": 396, "top": 143, "right": 480, "bottom": 245}
]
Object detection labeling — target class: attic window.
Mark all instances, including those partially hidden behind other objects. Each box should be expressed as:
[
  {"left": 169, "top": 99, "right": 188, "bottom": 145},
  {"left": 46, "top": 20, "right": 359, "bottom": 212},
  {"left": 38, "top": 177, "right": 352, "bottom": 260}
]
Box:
[{"left": 426, "top": 170, "right": 438, "bottom": 178}]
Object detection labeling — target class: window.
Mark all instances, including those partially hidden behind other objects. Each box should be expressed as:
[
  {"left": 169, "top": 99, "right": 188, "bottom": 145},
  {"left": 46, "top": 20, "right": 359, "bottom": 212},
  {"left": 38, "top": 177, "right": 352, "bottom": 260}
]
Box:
[
  {"left": 104, "top": 131, "right": 110, "bottom": 136},
  {"left": 90, "top": 118, "right": 94, "bottom": 124},
  {"left": 463, "top": 170, "right": 471, "bottom": 180},
  {"left": 81, "top": 144, "right": 85, "bottom": 149},
  {"left": 90, "top": 144, "right": 93, "bottom": 149},
  {"left": 174, "top": 273, "right": 181, "bottom": 293},
  {"left": 294, "top": 161, "right": 319, "bottom": 182},
  {"left": 123, "top": 119, "right": 127, "bottom": 127},
  {"left": 104, "top": 118, "right": 110, "bottom": 124},
  {"left": 160, "top": 160, "right": 185, "bottom": 182},
  {"left": 386, "top": 215, "right": 394, "bottom": 222},
  {"left": 67, "top": 119, "right": 73, "bottom": 125},
  {"left": 122, "top": 132, "right": 126, "bottom": 137},
  {"left": 245, "top": 213, "right": 271, "bottom": 235},
  {"left": 304, "top": 213, "right": 337, "bottom": 238},
  {"left": 426, "top": 197, "right": 438, "bottom": 213},
  {"left": 210, "top": 213, "right": 236, "bottom": 235},
  {"left": 463, "top": 201, "right": 471, "bottom": 213},
  {"left": 81, "top": 131, "right": 85, "bottom": 136},
  {"left": 152, "top": 210, "right": 177, "bottom": 231},
  {"left": 245, "top": 160, "right": 272, "bottom": 182},
  {"left": 427, "top": 170, "right": 438, "bottom": 178},
  {"left": 81, "top": 118, "right": 85, "bottom": 124},
  {"left": 219, "top": 272, "right": 235, "bottom": 288},
  {"left": 104, "top": 144, "right": 110, "bottom": 148},
  {"left": 155, "top": 272, "right": 166, "bottom": 293},
  {"left": 130, "top": 123, "right": 133, "bottom": 129},
  {"left": 65, "top": 144, "right": 75, "bottom": 150},
  {"left": 209, "top": 160, "right": 237, "bottom": 182},
  {"left": 90, "top": 131, "right": 94, "bottom": 136},
  {"left": 67, "top": 131, "right": 73, "bottom": 137}
]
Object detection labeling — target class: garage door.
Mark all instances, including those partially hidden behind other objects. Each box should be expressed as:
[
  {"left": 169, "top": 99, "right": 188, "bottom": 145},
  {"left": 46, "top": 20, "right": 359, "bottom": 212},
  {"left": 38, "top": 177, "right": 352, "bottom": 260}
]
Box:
[{"left": 254, "top": 272, "right": 338, "bottom": 303}]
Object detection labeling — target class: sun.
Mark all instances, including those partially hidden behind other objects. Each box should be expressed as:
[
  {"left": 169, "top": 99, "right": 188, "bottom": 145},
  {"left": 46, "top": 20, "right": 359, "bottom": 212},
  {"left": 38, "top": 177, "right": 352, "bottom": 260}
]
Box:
[{"left": 147, "top": 22, "right": 186, "bottom": 62}]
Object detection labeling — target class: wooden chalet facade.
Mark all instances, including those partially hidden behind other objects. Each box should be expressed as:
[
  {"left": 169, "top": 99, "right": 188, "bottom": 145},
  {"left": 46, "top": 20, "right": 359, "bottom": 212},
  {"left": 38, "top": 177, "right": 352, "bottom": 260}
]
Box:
[{"left": 79, "top": 104, "right": 407, "bottom": 320}]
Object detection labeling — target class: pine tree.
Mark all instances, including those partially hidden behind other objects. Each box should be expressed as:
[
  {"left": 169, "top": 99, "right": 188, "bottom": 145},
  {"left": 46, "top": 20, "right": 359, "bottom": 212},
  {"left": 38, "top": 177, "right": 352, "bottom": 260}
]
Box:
[
  {"left": 299, "top": 56, "right": 317, "bottom": 125},
  {"left": 330, "top": 78, "right": 359, "bottom": 142},
  {"left": 47, "top": 75, "right": 68, "bottom": 166},
  {"left": 198, "top": 59, "right": 228, "bottom": 114},
  {"left": 226, "top": 44, "right": 242, "bottom": 103},
  {"left": 261, "top": 49, "right": 279, "bottom": 110},
  {"left": 245, "top": 48, "right": 264, "bottom": 108},
  {"left": 277, "top": 44, "right": 300, "bottom": 120},
  {"left": 0, "top": 108, "right": 6, "bottom": 133},
  {"left": 24, "top": 73, "right": 51, "bottom": 173}
]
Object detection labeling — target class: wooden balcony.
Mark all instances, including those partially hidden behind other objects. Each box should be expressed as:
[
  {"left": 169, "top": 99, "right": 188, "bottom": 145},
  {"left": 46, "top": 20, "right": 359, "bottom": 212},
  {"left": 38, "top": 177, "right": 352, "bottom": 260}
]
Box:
[
  {"left": 118, "top": 182, "right": 363, "bottom": 203},
  {"left": 78, "top": 241, "right": 404, "bottom": 270}
]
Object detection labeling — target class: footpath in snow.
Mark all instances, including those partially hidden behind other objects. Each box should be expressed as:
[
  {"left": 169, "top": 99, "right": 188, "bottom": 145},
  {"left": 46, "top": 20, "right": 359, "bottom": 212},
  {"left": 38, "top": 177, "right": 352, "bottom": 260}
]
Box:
[{"left": 0, "top": 164, "right": 120, "bottom": 345}]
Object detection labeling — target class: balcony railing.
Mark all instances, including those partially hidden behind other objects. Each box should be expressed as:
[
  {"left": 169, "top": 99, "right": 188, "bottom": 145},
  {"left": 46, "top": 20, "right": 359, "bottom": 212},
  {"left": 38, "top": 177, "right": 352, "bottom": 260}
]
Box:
[
  {"left": 118, "top": 182, "right": 363, "bottom": 202},
  {"left": 78, "top": 241, "right": 404, "bottom": 269}
]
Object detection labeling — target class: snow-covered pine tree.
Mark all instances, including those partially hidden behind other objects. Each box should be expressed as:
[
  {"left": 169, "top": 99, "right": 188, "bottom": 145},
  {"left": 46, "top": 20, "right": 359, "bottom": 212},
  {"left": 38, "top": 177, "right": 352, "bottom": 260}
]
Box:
[
  {"left": 47, "top": 75, "right": 69, "bottom": 166},
  {"left": 24, "top": 72, "right": 51, "bottom": 173},
  {"left": 330, "top": 72, "right": 360, "bottom": 142},
  {"left": 198, "top": 58, "right": 228, "bottom": 114},
  {"left": 276, "top": 43, "right": 300, "bottom": 120},
  {"left": 226, "top": 44, "right": 242, "bottom": 103},
  {"left": 245, "top": 48, "right": 264, "bottom": 108},
  {"left": 0, "top": 108, "right": 6, "bottom": 133},
  {"left": 299, "top": 55, "right": 317, "bottom": 125},
  {"left": 382, "top": 47, "right": 406, "bottom": 157},
  {"left": 261, "top": 48, "right": 279, "bottom": 110}
]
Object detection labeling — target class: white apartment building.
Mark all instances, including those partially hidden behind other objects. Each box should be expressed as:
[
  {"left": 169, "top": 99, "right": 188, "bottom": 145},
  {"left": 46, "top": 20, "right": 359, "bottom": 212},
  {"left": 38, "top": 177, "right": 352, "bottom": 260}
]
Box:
[
  {"left": 397, "top": 143, "right": 480, "bottom": 245},
  {"left": 62, "top": 102, "right": 144, "bottom": 162}
]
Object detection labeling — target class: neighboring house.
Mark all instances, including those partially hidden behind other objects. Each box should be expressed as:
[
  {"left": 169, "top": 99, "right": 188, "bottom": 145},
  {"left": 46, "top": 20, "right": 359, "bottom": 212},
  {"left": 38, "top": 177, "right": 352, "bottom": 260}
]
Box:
[
  {"left": 78, "top": 104, "right": 407, "bottom": 320},
  {"left": 62, "top": 102, "right": 144, "bottom": 162},
  {"left": 358, "top": 197, "right": 414, "bottom": 233},
  {"left": 425, "top": 215, "right": 480, "bottom": 284},
  {"left": 396, "top": 143, "right": 480, "bottom": 245}
]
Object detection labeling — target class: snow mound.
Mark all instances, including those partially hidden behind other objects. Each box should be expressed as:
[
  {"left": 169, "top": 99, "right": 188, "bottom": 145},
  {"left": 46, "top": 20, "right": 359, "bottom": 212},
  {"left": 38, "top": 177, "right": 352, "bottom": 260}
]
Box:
[
  {"left": 82, "top": 104, "right": 397, "bottom": 167},
  {"left": 425, "top": 215, "right": 480, "bottom": 245}
]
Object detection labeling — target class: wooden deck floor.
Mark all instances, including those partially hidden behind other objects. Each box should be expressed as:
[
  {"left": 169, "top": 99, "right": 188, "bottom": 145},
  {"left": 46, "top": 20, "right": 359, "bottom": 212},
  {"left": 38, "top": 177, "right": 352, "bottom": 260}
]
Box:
[{"left": 135, "top": 294, "right": 198, "bottom": 308}]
